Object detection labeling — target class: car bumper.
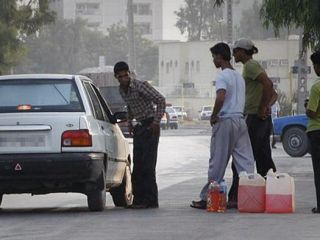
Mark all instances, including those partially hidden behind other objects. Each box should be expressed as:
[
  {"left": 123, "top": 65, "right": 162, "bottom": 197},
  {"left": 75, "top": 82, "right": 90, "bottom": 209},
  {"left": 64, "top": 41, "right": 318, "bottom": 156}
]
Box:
[{"left": 0, "top": 152, "right": 105, "bottom": 194}]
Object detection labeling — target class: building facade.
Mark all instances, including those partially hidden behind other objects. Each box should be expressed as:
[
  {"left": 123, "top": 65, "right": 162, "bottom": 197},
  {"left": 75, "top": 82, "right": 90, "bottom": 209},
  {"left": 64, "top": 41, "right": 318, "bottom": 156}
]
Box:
[
  {"left": 158, "top": 39, "right": 317, "bottom": 118},
  {"left": 48, "top": 0, "right": 185, "bottom": 41}
]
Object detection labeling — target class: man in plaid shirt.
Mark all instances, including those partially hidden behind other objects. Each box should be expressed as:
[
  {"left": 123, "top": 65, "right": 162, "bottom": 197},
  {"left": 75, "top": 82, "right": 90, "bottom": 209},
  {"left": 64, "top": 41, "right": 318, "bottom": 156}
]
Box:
[{"left": 114, "top": 61, "right": 166, "bottom": 209}]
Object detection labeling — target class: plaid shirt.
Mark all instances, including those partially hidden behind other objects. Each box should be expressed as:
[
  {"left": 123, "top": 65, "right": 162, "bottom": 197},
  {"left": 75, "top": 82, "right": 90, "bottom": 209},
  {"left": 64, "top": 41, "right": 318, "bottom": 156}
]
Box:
[{"left": 119, "top": 78, "right": 166, "bottom": 124}]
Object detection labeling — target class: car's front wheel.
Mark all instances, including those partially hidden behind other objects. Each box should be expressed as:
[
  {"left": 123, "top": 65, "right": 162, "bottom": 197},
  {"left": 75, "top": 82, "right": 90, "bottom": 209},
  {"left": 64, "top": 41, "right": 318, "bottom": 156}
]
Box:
[
  {"left": 282, "top": 126, "right": 309, "bottom": 157},
  {"left": 110, "top": 164, "right": 133, "bottom": 207}
]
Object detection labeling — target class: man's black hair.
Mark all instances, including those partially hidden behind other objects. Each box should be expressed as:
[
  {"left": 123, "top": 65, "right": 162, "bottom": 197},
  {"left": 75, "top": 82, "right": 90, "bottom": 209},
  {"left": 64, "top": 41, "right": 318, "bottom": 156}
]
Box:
[
  {"left": 210, "top": 42, "right": 231, "bottom": 61},
  {"left": 114, "top": 61, "right": 129, "bottom": 74},
  {"left": 311, "top": 51, "right": 320, "bottom": 65}
]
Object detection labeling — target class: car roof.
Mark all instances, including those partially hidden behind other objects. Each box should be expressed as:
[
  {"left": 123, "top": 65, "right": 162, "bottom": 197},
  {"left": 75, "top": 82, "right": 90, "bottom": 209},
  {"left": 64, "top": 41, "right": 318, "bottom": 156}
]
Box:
[{"left": 0, "top": 74, "right": 90, "bottom": 81}]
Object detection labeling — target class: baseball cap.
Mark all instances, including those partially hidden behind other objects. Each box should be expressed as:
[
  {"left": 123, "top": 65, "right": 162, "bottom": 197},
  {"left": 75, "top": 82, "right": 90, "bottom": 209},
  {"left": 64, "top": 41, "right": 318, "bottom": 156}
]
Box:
[{"left": 233, "top": 38, "right": 258, "bottom": 53}]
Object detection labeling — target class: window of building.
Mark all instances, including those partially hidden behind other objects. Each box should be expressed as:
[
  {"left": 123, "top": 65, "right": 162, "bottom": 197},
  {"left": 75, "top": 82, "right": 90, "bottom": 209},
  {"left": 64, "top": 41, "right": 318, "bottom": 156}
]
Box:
[
  {"left": 196, "top": 61, "right": 200, "bottom": 72},
  {"left": 136, "top": 22, "right": 152, "bottom": 35},
  {"left": 133, "top": 3, "right": 152, "bottom": 16},
  {"left": 185, "top": 62, "right": 189, "bottom": 74},
  {"left": 76, "top": 3, "right": 100, "bottom": 15},
  {"left": 166, "top": 62, "right": 170, "bottom": 73}
]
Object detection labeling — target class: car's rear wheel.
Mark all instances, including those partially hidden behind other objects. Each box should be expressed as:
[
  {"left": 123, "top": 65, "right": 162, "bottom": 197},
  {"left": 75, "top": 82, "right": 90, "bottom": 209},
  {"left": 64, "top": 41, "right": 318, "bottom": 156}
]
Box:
[
  {"left": 87, "top": 189, "right": 106, "bottom": 212},
  {"left": 282, "top": 126, "right": 309, "bottom": 157},
  {"left": 110, "top": 164, "right": 133, "bottom": 207},
  {"left": 87, "top": 169, "right": 106, "bottom": 212}
]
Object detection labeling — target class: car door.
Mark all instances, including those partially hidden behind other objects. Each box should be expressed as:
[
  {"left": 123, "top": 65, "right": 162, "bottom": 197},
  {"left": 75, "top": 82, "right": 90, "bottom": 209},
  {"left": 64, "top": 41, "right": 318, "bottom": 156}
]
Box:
[{"left": 83, "top": 81, "right": 127, "bottom": 185}]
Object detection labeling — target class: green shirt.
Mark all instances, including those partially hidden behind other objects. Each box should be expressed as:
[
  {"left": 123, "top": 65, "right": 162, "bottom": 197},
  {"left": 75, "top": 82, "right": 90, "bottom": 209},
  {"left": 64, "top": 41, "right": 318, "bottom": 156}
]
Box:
[
  {"left": 307, "top": 79, "right": 320, "bottom": 132},
  {"left": 243, "top": 59, "right": 264, "bottom": 114}
]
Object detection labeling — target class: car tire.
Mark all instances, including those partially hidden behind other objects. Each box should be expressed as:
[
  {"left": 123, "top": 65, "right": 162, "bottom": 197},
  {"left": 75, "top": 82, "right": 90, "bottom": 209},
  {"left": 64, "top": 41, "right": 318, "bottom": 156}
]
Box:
[
  {"left": 110, "top": 164, "right": 133, "bottom": 207},
  {"left": 87, "top": 169, "right": 106, "bottom": 212},
  {"left": 174, "top": 124, "right": 178, "bottom": 129},
  {"left": 282, "top": 126, "right": 309, "bottom": 157}
]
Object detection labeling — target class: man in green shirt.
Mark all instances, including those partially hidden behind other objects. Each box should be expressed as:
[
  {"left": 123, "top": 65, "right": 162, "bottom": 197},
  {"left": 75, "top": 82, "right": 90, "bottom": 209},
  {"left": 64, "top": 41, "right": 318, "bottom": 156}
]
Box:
[
  {"left": 306, "top": 51, "right": 320, "bottom": 213},
  {"left": 228, "top": 38, "right": 277, "bottom": 208}
]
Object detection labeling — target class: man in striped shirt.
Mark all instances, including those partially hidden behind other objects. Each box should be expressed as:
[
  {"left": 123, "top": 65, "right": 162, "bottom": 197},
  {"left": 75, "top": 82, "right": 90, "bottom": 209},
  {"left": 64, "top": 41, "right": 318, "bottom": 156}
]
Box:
[{"left": 114, "top": 61, "right": 166, "bottom": 209}]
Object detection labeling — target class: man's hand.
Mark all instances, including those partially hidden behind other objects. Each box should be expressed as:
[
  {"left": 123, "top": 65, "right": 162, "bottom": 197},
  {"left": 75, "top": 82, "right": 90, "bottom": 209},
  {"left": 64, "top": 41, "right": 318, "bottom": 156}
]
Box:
[
  {"left": 210, "top": 114, "right": 219, "bottom": 126},
  {"left": 149, "top": 122, "right": 160, "bottom": 137},
  {"left": 258, "top": 106, "right": 271, "bottom": 120},
  {"left": 128, "top": 124, "right": 134, "bottom": 136}
]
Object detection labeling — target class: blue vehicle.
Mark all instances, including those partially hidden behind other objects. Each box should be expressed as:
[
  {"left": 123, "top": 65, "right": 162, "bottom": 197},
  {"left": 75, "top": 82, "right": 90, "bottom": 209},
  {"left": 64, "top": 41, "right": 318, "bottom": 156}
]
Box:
[{"left": 273, "top": 115, "right": 309, "bottom": 157}]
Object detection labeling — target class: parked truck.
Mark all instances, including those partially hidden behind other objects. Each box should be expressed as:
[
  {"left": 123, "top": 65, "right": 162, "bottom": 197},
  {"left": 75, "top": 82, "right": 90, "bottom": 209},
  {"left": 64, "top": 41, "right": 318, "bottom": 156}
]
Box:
[
  {"left": 79, "top": 66, "right": 130, "bottom": 137},
  {"left": 79, "top": 66, "right": 126, "bottom": 113}
]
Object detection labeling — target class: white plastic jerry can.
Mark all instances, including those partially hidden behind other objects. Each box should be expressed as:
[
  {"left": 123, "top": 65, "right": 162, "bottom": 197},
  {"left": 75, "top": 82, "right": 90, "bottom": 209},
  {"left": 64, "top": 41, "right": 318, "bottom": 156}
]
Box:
[
  {"left": 238, "top": 171, "right": 266, "bottom": 213},
  {"left": 265, "top": 170, "right": 295, "bottom": 213}
]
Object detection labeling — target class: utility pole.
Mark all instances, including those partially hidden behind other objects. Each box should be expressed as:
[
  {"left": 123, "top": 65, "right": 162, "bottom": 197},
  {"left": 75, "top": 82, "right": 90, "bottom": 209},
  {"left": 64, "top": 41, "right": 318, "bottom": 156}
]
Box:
[
  {"left": 127, "top": 0, "right": 136, "bottom": 71},
  {"left": 297, "top": 29, "right": 308, "bottom": 114},
  {"left": 226, "top": 0, "right": 233, "bottom": 44}
]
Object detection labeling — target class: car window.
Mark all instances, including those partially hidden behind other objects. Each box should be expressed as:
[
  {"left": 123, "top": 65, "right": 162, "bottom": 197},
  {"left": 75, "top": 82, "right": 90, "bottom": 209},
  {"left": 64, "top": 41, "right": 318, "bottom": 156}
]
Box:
[
  {"left": 173, "top": 107, "right": 182, "bottom": 112},
  {"left": 166, "top": 107, "right": 175, "bottom": 113},
  {"left": 91, "top": 84, "right": 115, "bottom": 123},
  {"left": 203, "top": 106, "right": 212, "bottom": 111},
  {"left": 0, "top": 79, "right": 84, "bottom": 113},
  {"left": 83, "top": 82, "right": 105, "bottom": 121}
]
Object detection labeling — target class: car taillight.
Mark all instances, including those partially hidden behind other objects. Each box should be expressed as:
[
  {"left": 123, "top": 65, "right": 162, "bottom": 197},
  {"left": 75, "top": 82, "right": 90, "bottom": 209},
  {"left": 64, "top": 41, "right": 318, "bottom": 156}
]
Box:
[{"left": 62, "top": 130, "right": 92, "bottom": 147}]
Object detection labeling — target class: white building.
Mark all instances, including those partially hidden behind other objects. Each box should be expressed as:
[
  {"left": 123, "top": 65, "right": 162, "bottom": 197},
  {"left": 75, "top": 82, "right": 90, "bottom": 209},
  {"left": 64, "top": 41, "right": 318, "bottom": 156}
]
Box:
[
  {"left": 158, "top": 39, "right": 317, "bottom": 117},
  {"left": 48, "top": 0, "right": 185, "bottom": 41}
]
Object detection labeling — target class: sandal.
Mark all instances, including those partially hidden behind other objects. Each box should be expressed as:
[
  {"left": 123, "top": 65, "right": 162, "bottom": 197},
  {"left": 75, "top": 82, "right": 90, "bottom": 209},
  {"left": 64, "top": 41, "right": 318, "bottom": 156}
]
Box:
[
  {"left": 312, "top": 207, "right": 320, "bottom": 213},
  {"left": 190, "top": 200, "right": 207, "bottom": 209}
]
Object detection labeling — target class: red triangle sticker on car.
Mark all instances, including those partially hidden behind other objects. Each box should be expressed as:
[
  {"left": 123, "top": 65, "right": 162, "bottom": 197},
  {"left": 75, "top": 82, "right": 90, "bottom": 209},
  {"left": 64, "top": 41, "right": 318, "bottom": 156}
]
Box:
[{"left": 14, "top": 163, "right": 22, "bottom": 171}]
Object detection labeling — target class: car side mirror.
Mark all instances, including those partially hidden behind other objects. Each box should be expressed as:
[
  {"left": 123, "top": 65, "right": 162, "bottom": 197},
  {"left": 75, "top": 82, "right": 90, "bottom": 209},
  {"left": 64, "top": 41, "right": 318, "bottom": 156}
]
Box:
[{"left": 113, "top": 111, "right": 128, "bottom": 123}]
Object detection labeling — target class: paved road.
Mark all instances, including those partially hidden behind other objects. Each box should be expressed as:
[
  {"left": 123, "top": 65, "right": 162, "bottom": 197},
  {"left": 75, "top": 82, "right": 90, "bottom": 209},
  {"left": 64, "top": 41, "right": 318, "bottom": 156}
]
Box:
[{"left": 0, "top": 126, "right": 320, "bottom": 240}]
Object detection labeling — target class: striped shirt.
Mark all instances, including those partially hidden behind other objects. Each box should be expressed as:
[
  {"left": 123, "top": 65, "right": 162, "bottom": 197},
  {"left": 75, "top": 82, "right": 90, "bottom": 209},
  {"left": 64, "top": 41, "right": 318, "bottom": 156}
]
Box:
[{"left": 119, "top": 78, "right": 166, "bottom": 124}]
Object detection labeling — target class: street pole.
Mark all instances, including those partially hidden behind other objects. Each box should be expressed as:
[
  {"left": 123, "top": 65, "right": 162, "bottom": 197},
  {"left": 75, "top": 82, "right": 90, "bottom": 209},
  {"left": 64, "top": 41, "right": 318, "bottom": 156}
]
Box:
[
  {"left": 127, "top": 0, "right": 136, "bottom": 71},
  {"left": 297, "top": 29, "right": 308, "bottom": 114},
  {"left": 226, "top": 0, "right": 233, "bottom": 45}
]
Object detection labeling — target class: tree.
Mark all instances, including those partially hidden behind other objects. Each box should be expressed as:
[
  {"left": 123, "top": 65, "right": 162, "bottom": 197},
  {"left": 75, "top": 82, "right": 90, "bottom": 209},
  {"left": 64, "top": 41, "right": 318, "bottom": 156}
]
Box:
[
  {"left": 260, "top": 0, "right": 320, "bottom": 50},
  {"left": 0, "top": 0, "right": 55, "bottom": 74},
  {"left": 175, "top": 0, "right": 225, "bottom": 41},
  {"left": 16, "top": 21, "right": 158, "bottom": 83},
  {"left": 104, "top": 23, "right": 158, "bottom": 82},
  {"left": 16, "top": 19, "right": 105, "bottom": 74}
]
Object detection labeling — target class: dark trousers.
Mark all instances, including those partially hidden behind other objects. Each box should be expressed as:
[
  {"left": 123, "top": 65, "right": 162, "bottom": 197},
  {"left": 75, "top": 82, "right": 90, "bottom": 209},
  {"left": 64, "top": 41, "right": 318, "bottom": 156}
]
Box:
[
  {"left": 132, "top": 120, "right": 159, "bottom": 206},
  {"left": 307, "top": 130, "right": 320, "bottom": 209},
  {"left": 228, "top": 115, "right": 277, "bottom": 202}
]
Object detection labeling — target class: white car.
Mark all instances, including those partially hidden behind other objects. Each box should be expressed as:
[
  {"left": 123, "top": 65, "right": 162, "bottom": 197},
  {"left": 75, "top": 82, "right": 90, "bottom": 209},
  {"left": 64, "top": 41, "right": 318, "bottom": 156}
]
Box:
[
  {"left": 0, "top": 74, "right": 133, "bottom": 211},
  {"left": 199, "top": 105, "right": 213, "bottom": 120},
  {"left": 165, "top": 106, "right": 179, "bottom": 129},
  {"left": 172, "top": 106, "right": 187, "bottom": 120}
]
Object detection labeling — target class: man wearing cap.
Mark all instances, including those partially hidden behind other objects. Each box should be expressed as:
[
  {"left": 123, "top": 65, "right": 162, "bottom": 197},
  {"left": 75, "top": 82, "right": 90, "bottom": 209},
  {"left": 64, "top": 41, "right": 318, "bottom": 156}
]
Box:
[
  {"left": 190, "top": 42, "right": 255, "bottom": 209},
  {"left": 114, "top": 61, "right": 166, "bottom": 209},
  {"left": 228, "top": 38, "right": 277, "bottom": 208}
]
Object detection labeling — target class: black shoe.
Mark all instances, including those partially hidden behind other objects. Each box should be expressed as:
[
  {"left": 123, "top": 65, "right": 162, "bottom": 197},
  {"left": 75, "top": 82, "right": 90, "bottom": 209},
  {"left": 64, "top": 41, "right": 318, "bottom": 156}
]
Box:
[
  {"left": 312, "top": 207, "right": 320, "bottom": 213},
  {"left": 147, "top": 204, "right": 159, "bottom": 209},
  {"left": 128, "top": 204, "right": 148, "bottom": 209},
  {"left": 190, "top": 200, "right": 207, "bottom": 209},
  {"left": 227, "top": 201, "right": 238, "bottom": 209}
]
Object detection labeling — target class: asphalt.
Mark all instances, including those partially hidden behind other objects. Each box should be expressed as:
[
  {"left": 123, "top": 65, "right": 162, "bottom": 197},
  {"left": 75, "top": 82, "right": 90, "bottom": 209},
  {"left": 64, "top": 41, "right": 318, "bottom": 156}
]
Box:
[{"left": 153, "top": 141, "right": 320, "bottom": 240}]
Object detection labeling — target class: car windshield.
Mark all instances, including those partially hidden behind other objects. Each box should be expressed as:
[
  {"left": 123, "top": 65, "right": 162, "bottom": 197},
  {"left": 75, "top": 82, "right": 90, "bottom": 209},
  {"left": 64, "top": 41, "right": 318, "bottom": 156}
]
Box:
[
  {"left": 0, "top": 79, "right": 84, "bottom": 113},
  {"left": 203, "top": 106, "right": 212, "bottom": 111},
  {"left": 166, "top": 107, "right": 175, "bottom": 113},
  {"left": 173, "top": 107, "right": 182, "bottom": 112}
]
